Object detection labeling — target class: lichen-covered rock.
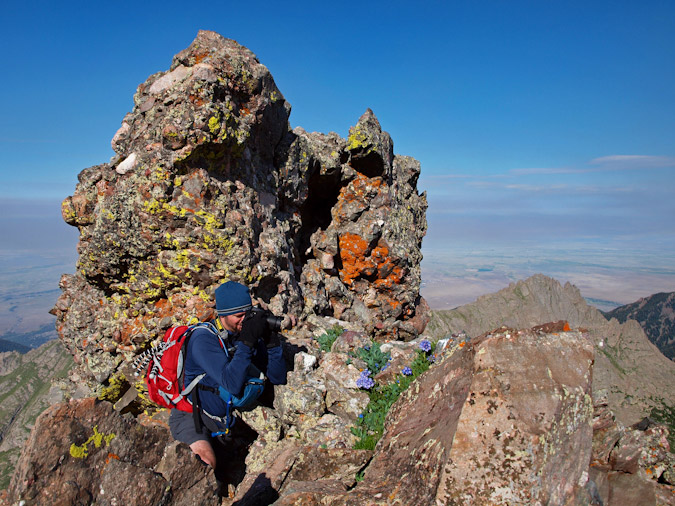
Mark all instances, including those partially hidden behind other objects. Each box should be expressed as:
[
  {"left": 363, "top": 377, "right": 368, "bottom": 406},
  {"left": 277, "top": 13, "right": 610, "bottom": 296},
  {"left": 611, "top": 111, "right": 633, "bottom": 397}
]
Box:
[
  {"left": 231, "top": 443, "right": 371, "bottom": 505},
  {"left": 320, "top": 352, "right": 370, "bottom": 421},
  {"left": 5, "top": 398, "right": 220, "bottom": 505},
  {"left": 284, "top": 113, "right": 428, "bottom": 340},
  {"left": 52, "top": 30, "right": 428, "bottom": 398},
  {"left": 273, "top": 370, "right": 327, "bottom": 426}
]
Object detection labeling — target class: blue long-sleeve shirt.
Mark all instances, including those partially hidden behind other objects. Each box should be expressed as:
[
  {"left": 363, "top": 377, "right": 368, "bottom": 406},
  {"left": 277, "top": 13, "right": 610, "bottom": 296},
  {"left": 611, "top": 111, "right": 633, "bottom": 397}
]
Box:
[{"left": 183, "top": 322, "right": 287, "bottom": 418}]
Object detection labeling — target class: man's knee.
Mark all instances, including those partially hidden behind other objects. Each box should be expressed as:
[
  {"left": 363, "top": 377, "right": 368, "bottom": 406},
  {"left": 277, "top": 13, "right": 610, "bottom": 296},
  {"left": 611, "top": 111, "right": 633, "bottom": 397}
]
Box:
[{"left": 190, "top": 439, "right": 216, "bottom": 468}]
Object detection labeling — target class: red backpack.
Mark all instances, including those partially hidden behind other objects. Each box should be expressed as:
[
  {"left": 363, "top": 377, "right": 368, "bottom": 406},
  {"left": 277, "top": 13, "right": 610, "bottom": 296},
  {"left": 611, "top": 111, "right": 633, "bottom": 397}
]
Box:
[{"left": 134, "top": 323, "right": 219, "bottom": 412}]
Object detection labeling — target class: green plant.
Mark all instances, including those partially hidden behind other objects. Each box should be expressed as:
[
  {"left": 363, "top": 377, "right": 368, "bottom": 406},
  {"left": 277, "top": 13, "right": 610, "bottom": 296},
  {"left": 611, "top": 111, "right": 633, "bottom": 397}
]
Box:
[
  {"left": 354, "top": 344, "right": 390, "bottom": 374},
  {"left": 316, "top": 325, "right": 344, "bottom": 352},
  {"left": 351, "top": 342, "right": 436, "bottom": 450}
]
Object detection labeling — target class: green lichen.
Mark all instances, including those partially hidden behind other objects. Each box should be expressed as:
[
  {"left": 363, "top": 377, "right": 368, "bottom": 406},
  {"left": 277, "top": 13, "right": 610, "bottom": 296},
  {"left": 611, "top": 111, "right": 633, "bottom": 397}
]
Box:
[{"left": 69, "top": 425, "right": 116, "bottom": 459}]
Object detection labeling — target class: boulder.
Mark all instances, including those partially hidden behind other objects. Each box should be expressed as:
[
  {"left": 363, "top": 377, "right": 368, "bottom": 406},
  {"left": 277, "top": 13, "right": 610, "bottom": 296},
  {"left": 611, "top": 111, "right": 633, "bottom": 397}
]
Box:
[
  {"left": 276, "top": 326, "right": 597, "bottom": 505},
  {"left": 5, "top": 398, "right": 220, "bottom": 505}
]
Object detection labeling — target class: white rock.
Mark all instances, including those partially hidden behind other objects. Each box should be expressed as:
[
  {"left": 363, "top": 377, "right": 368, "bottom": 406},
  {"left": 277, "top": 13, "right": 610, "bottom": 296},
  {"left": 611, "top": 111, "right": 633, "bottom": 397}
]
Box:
[
  {"left": 116, "top": 152, "right": 138, "bottom": 175},
  {"left": 148, "top": 65, "right": 191, "bottom": 95}
]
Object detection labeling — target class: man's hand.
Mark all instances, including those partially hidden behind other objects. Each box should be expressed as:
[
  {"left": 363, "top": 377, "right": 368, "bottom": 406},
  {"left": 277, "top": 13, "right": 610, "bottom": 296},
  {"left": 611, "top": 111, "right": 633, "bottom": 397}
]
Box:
[
  {"left": 238, "top": 310, "right": 271, "bottom": 348},
  {"left": 281, "top": 315, "right": 297, "bottom": 330}
]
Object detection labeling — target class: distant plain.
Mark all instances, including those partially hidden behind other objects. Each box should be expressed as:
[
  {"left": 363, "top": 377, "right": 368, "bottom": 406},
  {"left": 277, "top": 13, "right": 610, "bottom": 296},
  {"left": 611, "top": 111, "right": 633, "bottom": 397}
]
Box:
[{"left": 2, "top": 235, "right": 674, "bottom": 348}]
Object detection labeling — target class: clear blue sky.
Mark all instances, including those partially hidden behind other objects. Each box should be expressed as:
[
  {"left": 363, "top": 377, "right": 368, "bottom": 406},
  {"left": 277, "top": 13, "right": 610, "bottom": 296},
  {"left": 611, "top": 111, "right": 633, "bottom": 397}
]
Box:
[{"left": 1, "top": 0, "right": 674, "bottom": 263}]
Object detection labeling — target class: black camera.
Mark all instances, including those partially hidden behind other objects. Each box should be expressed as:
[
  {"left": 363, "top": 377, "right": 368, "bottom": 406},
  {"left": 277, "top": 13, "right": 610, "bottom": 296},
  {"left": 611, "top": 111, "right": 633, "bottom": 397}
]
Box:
[{"left": 246, "top": 307, "right": 283, "bottom": 332}]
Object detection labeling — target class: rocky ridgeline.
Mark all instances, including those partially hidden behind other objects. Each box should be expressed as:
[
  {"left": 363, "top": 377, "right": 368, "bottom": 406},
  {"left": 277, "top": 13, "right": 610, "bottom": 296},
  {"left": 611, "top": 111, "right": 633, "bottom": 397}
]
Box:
[
  {"left": 0, "top": 341, "right": 73, "bottom": 489},
  {"left": 5, "top": 325, "right": 673, "bottom": 504},
  {"left": 53, "top": 30, "right": 427, "bottom": 392}
]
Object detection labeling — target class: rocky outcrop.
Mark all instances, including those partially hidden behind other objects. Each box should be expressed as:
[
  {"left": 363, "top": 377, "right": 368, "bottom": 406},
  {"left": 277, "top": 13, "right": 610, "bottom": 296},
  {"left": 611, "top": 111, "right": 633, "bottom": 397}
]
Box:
[
  {"left": 52, "top": 30, "right": 427, "bottom": 396},
  {"left": 276, "top": 326, "right": 598, "bottom": 505},
  {"left": 5, "top": 398, "right": 222, "bottom": 505},
  {"left": 426, "top": 274, "right": 675, "bottom": 425},
  {"left": 590, "top": 396, "right": 675, "bottom": 506},
  {"left": 603, "top": 291, "right": 675, "bottom": 360}
]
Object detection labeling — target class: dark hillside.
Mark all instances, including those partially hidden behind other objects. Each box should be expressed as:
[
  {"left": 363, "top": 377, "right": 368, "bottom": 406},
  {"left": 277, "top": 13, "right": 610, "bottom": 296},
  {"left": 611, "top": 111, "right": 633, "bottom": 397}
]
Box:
[
  {"left": 0, "top": 339, "right": 30, "bottom": 354},
  {"left": 603, "top": 291, "right": 675, "bottom": 360}
]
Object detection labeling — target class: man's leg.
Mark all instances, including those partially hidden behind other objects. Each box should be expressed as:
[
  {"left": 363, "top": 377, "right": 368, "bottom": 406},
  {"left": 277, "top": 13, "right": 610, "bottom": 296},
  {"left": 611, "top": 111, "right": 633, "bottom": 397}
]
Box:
[
  {"left": 190, "top": 439, "right": 217, "bottom": 468},
  {"left": 169, "top": 409, "right": 219, "bottom": 468}
]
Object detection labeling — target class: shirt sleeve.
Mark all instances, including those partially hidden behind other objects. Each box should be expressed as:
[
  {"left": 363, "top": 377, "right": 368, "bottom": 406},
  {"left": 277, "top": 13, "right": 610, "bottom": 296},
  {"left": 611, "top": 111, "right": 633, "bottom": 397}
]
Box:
[{"left": 189, "top": 331, "right": 254, "bottom": 396}]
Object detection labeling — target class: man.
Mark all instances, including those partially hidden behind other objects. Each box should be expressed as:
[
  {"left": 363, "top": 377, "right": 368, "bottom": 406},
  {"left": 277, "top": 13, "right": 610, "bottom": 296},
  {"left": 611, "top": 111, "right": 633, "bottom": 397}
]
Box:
[{"left": 169, "top": 281, "right": 287, "bottom": 469}]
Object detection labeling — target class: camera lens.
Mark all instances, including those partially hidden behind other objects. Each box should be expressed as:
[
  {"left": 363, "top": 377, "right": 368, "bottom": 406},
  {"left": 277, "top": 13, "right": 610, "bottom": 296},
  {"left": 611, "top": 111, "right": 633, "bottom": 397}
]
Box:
[{"left": 265, "top": 314, "right": 283, "bottom": 332}]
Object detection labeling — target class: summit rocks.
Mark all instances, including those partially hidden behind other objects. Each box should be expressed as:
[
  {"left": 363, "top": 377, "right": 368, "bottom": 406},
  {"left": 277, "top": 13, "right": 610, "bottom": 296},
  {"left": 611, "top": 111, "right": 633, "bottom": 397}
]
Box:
[{"left": 53, "top": 30, "right": 428, "bottom": 390}]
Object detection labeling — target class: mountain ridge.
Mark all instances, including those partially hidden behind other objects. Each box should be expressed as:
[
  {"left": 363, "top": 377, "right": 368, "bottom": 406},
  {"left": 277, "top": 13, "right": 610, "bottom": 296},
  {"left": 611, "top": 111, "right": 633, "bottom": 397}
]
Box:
[
  {"left": 603, "top": 291, "right": 675, "bottom": 360},
  {"left": 2, "top": 30, "right": 673, "bottom": 505}
]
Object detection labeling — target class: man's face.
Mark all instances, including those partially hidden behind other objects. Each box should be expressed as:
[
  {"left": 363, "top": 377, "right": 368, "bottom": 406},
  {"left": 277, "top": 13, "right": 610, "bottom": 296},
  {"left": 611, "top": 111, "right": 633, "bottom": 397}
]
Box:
[{"left": 220, "top": 312, "right": 246, "bottom": 333}]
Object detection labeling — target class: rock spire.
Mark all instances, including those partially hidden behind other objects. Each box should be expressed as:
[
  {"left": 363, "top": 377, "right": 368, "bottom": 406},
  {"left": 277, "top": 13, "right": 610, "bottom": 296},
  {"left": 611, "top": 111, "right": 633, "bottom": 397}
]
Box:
[{"left": 53, "top": 30, "right": 428, "bottom": 387}]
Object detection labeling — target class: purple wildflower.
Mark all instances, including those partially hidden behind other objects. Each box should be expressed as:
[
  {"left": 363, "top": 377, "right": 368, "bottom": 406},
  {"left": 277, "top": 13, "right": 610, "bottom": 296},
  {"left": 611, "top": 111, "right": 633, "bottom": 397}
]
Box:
[
  {"left": 427, "top": 354, "right": 436, "bottom": 363},
  {"left": 418, "top": 340, "right": 432, "bottom": 353},
  {"left": 402, "top": 366, "right": 413, "bottom": 376},
  {"left": 356, "top": 370, "right": 375, "bottom": 390}
]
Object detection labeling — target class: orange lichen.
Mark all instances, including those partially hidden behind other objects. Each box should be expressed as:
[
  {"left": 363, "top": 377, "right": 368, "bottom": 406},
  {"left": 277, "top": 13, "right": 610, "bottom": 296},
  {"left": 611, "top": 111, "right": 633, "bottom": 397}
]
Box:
[
  {"left": 334, "top": 173, "right": 385, "bottom": 223},
  {"left": 338, "top": 234, "right": 404, "bottom": 291},
  {"left": 338, "top": 233, "right": 372, "bottom": 286},
  {"left": 563, "top": 321, "right": 571, "bottom": 331},
  {"left": 188, "top": 94, "right": 205, "bottom": 107},
  {"left": 106, "top": 453, "right": 120, "bottom": 464},
  {"left": 119, "top": 316, "right": 146, "bottom": 345},
  {"left": 193, "top": 51, "right": 210, "bottom": 64}
]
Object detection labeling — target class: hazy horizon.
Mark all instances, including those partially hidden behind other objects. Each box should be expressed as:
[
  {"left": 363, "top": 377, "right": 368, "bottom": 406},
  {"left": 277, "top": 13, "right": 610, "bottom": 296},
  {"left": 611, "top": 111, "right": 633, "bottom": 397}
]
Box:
[{"left": 1, "top": 196, "right": 673, "bottom": 347}]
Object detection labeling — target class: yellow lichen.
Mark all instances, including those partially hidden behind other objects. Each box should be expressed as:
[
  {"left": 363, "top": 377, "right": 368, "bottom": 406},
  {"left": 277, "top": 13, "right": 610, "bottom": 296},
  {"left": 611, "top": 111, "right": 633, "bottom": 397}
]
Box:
[
  {"left": 208, "top": 115, "right": 221, "bottom": 135},
  {"left": 69, "top": 425, "right": 116, "bottom": 459},
  {"left": 98, "top": 372, "right": 129, "bottom": 403},
  {"left": 346, "top": 127, "right": 371, "bottom": 152}
]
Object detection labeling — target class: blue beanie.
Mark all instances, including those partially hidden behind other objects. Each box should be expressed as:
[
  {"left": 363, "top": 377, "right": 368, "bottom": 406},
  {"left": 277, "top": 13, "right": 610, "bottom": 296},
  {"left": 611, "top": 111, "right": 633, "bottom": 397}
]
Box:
[{"left": 215, "top": 281, "right": 252, "bottom": 316}]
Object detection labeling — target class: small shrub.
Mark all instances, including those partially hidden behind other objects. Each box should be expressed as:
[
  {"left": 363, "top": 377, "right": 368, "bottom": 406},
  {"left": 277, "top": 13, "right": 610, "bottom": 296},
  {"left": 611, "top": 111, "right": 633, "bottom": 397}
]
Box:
[{"left": 316, "top": 325, "right": 344, "bottom": 352}]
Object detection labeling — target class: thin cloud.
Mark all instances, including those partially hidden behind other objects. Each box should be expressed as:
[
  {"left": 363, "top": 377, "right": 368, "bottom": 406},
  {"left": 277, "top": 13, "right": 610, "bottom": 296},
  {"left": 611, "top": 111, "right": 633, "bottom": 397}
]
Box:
[
  {"left": 511, "top": 155, "right": 675, "bottom": 176},
  {"left": 510, "top": 167, "right": 590, "bottom": 175},
  {"left": 505, "top": 183, "right": 569, "bottom": 192},
  {"left": 591, "top": 155, "right": 675, "bottom": 168}
]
